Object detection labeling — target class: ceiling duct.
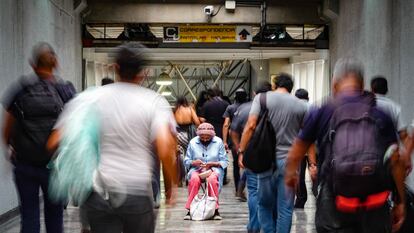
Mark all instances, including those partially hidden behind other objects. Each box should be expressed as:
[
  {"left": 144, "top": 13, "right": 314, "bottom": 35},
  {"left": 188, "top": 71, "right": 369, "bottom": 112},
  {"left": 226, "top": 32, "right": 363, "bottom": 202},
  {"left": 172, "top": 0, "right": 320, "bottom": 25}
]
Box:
[
  {"left": 253, "top": 25, "right": 293, "bottom": 42},
  {"left": 117, "top": 24, "right": 157, "bottom": 41}
]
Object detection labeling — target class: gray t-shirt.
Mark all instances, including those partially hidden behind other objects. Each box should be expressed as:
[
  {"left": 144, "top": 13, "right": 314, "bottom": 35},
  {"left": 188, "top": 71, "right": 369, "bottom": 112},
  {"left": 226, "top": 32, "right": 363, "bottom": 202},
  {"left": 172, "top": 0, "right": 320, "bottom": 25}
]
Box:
[
  {"left": 376, "top": 95, "right": 405, "bottom": 132},
  {"left": 231, "top": 101, "right": 252, "bottom": 134},
  {"left": 250, "top": 92, "right": 308, "bottom": 160}
]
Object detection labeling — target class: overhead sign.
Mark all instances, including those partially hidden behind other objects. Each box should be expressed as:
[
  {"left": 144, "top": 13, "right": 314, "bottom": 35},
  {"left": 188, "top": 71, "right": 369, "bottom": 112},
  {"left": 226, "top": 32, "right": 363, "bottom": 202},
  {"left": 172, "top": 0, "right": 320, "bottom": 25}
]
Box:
[{"left": 163, "top": 25, "right": 252, "bottom": 43}]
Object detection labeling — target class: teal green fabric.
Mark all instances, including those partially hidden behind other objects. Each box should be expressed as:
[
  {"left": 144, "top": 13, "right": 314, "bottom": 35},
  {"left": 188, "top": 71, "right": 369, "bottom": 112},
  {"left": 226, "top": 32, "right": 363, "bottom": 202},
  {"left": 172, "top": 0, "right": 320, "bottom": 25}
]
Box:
[{"left": 49, "top": 101, "right": 100, "bottom": 205}]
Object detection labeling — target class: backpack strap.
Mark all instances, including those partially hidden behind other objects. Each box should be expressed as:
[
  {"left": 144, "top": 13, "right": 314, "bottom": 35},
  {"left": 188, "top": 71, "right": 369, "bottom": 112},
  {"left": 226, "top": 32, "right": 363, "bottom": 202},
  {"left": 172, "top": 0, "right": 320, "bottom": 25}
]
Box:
[{"left": 259, "top": 92, "right": 267, "bottom": 113}]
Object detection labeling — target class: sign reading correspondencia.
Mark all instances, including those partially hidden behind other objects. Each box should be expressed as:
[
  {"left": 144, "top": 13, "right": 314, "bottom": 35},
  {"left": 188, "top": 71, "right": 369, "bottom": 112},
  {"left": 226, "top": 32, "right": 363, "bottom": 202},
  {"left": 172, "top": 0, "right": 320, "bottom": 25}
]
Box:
[{"left": 163, "top": 25, "right": 252, "bottom": 43}]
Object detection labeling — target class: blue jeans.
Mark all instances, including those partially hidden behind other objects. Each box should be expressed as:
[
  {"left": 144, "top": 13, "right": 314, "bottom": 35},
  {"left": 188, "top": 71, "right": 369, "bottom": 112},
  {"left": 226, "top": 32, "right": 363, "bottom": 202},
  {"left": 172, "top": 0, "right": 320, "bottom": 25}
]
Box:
[
  {"left": 246, "top": 170, "right": 260, "bottom": 233},
  {"left": 257, "top": 159, "right": 294, "bottom": 233},
  {"left": 14, "top": 162, "right": 64, "bottom": 233}
]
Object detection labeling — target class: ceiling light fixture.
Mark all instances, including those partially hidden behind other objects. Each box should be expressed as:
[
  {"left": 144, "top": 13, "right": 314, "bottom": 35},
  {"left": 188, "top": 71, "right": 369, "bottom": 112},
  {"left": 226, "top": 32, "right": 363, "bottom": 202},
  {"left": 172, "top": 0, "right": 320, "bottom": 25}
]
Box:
[{"left": 156, "top": 68, "right": 172, "bottom": 86}]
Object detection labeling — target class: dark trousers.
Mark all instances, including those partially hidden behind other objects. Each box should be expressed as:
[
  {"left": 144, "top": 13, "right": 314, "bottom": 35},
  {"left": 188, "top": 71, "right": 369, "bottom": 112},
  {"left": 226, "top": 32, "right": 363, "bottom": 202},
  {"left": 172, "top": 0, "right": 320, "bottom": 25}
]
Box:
[
  {"left": 316, "top": 182, "right": 391, "bottom": 233},
  {"left": 14, "top": 162, "right": 63, "bottom": 233},
  {"left": 398, "top": 188, "right": 414, "bottom": 233},
  {"left": 232, "top": 147, "right": 241, "bottom": 191},
  {"left": 85, "top": 192, "right": 155, "bottom": 233},
  {"left": 295, "top": 157, "right": 308, "bottom": 207}
]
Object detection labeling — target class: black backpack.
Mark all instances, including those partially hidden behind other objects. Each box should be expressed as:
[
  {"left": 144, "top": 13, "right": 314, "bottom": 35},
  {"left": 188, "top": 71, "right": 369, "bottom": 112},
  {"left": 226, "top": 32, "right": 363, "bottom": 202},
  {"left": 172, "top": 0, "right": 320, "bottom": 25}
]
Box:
[
  {"left": 329, "top": 93, "right": 392, "bottom": 198},
  {"left": 10, "top": 75, "right": 72, "bottom": 166},
  {"left": 243, "top": 93, "right": 276, "bottom": 173}
]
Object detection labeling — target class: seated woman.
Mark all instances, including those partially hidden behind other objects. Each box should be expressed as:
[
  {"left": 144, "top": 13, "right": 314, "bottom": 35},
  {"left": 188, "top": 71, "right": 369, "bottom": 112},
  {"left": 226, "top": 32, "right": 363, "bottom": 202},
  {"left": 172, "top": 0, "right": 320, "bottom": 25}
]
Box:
[{"left": 184, "top": 123, "right": 228, "bottom": 220}]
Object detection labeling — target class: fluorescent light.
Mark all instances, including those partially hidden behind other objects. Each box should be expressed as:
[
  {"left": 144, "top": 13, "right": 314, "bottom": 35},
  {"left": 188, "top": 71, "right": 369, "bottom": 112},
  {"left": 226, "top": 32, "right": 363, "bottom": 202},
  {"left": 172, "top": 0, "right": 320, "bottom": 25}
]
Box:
[
  {"left": 157, "top": 69, "right": 172, "bottom": 86},
  {"left": 156, "top": 80, "right": 173, "bottom": 86},
  {"left": 161, "top": 91, "right": 172, "bottom": 96}
]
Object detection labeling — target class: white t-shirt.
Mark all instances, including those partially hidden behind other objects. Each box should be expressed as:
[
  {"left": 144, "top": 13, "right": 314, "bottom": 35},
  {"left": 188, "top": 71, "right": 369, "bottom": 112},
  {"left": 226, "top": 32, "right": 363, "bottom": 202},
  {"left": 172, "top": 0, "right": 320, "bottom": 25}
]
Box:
[{"left": 57, "top": 83, "right": 175, "bottom": 196}]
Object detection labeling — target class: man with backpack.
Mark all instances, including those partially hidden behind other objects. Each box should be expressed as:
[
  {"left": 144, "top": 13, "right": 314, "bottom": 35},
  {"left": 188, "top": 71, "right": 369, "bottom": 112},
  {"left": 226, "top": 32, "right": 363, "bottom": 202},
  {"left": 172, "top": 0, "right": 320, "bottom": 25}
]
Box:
[
  {"left": 2, "top": 42, "right": 75, "bottom": 233},
  {"left": 230, "top": 81, "right": 272, "bottom": 233},
  {"left": 285, "top": 57, "right": 406, "bottom": 233},
  {"left": 238, "top": 74, "right": 308, "bottom": 233}
]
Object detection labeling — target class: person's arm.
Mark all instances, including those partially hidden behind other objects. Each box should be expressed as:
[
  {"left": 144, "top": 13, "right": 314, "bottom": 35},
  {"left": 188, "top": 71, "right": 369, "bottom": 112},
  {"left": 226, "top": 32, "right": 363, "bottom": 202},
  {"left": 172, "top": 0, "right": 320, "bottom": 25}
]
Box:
[
  {"left": 191, "top": 108, "right": 200, "bottom": 127},
  {"left": 222, "top": 117, "right": 231, "bottom": 150},
  {"left": 389, "top": 145, "right": 406, "bottom": 232},
  {"left": 285, "top": 138, "right": 313, "bottom": 188},
  {"left": 155, "top": 124, "right": 178, "bottom": 204},
  {"left": 307, "top": 144, "right": 317, "bottom": 181},
  {"left": 47, "top": 129, "right": 61, "bottom": 153},
  {"left": 230, "top": 131, "right": 240, "bottom": 150},
  {"left": 237, "top": 115, "right": 259, "bottom": 168},
  {"left": 207, "top": 141, "right": 228, "bottom": 169},
  {"left": 2, "top": 111, "right": 14, "bottom": 146}
]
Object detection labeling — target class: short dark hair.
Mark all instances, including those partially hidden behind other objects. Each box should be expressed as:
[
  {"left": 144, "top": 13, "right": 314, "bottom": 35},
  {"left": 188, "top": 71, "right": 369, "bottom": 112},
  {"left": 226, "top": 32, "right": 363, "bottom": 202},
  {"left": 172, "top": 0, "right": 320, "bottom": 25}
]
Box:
[
  {"left": 371, "top": 76, "right": 388, "bottom": 95},
  {"left": 115, "top": 43, "right": 147, "bottom": 80},
  {"left": 255, "top": 81, "right": 272, "bottom": 94},
  {"left": 295, "top": 88, "right": 309, "bottom": 100},
  {"left": 101, "top": 77, "right": 114, "bottom": 86},
  {"left": 274, "top": 73, "right": 294, "bottom": 93}
]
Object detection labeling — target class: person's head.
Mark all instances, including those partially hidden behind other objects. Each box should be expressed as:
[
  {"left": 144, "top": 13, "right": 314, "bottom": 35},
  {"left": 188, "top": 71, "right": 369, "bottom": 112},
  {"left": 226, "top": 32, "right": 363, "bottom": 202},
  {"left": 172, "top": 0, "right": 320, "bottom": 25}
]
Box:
[
  {"left": 332, "top": 57, "right": 364, "bottom": 94},
  {"left": 274, "top": 73, "right": 294, "bottom": 93},
  {"left": 196, "top": 123, "right": 215, "bottom": 144},
  {"left": 196, "top": 90, "right": 208, "bottom": 108},
  {"left": 115, "top": 43, "right": 147, "bottom": 83},
  {"left": 207, "top": 88, "right": 221, "bottom": 99},
  {"left": 370, "top": 76, "right": 388, "bottom": 95},
  {"left": 175, "top": 96, "right": 189, "bottom": 109},
  {"left": 235, "top": 88, "right": 248, "bottom": 103},
  {"left": 254, "top": 81, "right": 272, "bottom": 95},
  {"left": 295, "top": 88, "right": 309, "bottom": 101},
  {"left": 30, "top": 42, "right": 57, "bottom": 71},
  {"left": 101, "top": 77, "right": 114, "bottom": 86}
]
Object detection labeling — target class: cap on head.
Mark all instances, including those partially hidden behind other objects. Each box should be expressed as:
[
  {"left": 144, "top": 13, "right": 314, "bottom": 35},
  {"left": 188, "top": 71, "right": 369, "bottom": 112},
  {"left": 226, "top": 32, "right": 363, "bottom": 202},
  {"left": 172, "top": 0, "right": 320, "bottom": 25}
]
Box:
[{"left": 196, "top": 123, "right": 216, "bottom": 137}]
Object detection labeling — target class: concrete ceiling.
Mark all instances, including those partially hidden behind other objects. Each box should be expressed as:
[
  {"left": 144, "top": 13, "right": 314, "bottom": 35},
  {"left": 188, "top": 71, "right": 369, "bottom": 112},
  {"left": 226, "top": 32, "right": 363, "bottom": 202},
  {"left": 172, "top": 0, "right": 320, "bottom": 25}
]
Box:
[
  {"left": 84, "top": 47, "right": 320, "bottom": 62},
  {"left": 87, "top": 0, "right": 322, "bottom": 6}
]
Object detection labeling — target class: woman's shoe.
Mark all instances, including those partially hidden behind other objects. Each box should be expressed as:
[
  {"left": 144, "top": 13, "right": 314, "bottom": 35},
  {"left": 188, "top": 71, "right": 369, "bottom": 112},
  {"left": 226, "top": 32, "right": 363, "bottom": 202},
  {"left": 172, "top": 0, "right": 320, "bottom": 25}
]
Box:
[
  {"left": 184, "top": 211, "right": 191, "bottom": 220},
  {"left": 213, "top": 210, "right": 222, "bottom": 220}
]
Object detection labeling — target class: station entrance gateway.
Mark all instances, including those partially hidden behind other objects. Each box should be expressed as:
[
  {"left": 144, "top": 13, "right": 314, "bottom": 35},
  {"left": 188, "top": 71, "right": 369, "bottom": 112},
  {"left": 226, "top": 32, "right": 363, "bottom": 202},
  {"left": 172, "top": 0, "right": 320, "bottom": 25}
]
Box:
[{"left": 81, "top": 3, "right": 330, "bottom": 104}]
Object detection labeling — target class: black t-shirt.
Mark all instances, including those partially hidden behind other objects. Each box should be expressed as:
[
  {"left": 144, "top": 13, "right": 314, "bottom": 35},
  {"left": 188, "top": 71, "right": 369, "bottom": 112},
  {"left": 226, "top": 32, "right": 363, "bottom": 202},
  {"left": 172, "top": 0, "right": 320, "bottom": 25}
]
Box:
[{"left": 200, "top": 97, "right": 229, "bottom": 139}]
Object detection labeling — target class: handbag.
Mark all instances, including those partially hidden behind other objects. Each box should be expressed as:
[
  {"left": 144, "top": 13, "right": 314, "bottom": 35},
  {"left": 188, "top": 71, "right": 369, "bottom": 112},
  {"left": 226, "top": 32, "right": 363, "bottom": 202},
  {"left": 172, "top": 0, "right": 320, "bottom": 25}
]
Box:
[
  {"left": 190, "top": 182, "right": 217, "bottom": 221},
  {"left": 242, "top": 92, "right": 276, "bottom": 173},
  {"left": 48, "top": 89, "right": 101, "bottom": 205}
]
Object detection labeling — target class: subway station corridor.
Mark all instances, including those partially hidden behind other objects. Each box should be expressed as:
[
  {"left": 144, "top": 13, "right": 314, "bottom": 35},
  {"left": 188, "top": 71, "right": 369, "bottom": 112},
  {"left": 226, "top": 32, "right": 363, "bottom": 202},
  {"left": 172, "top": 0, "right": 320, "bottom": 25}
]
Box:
[{"left": 2, "top": 0, "right": 414, "bottom": 233}]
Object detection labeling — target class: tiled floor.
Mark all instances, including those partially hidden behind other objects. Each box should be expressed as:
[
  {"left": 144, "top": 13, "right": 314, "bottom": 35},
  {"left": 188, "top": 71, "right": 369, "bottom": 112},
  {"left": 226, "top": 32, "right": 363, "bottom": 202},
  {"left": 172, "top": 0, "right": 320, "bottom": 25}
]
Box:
[{"left": 0, "top": 163, "right": 317, "bottom": 233}]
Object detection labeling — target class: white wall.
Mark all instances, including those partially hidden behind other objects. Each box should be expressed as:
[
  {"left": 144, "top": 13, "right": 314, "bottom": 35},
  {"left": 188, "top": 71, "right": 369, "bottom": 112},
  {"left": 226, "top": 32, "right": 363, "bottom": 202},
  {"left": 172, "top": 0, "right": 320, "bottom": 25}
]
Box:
[
  {"left": 0, "top": 0, "right": 82, "bottom": 215},
  {"left": 330, "top": 0, "right": 414, "bottom": 124}
]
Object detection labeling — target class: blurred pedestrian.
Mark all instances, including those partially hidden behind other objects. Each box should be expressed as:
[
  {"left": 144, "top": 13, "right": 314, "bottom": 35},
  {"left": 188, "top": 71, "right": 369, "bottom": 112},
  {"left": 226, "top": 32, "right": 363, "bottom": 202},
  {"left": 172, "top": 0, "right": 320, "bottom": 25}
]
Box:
[
  {"left": 230, "top": 82, "right": 272, "bottom": 233},
  {"left": 222, "top": 88, "right": 248, "bottom": 200},
  {"left": 285, "top": 58, "right": 406, "bottom": 233},
  {"left": 2, "top": 42, "right": 75, "bottom": 233},
  {"left": 199, "top": 88, "right": 229, "bottom": 139},
  {"left": 238, "top": 74, "right": 308, "bottom": 233},
  {"left": 101, "top": 77, "right": 114, "bottom": 86},
  {"left": 50, "top": 43, "right": 178, "bottom": 233},
  {"left": 293, "top": 88, "right": 317, "bottom": 208}
]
